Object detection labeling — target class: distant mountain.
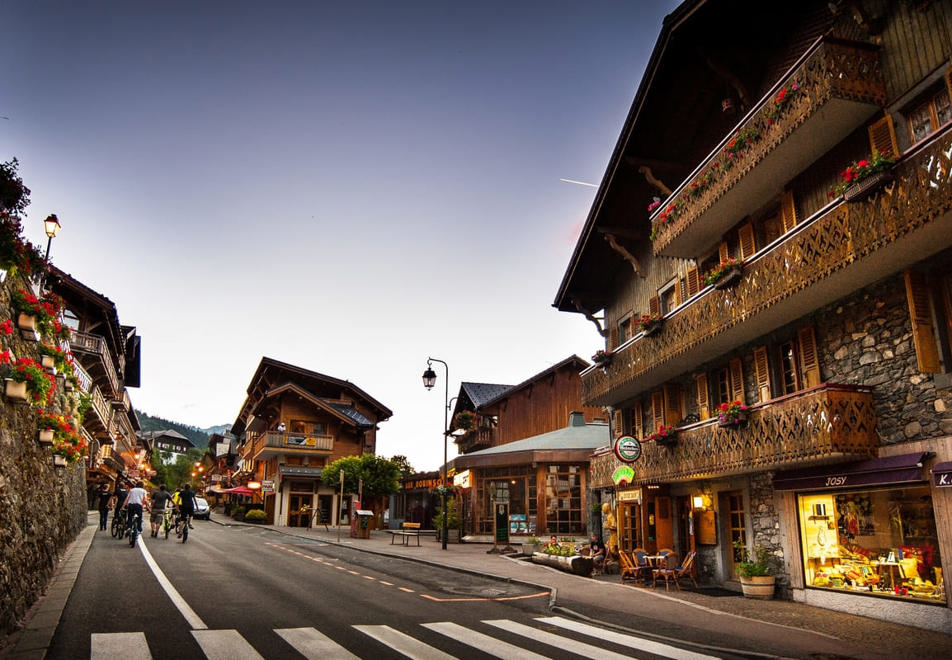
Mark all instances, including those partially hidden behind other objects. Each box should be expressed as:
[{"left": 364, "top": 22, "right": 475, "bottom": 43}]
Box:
[
  {"left": 136, "top": 410, "right": 214, "bottom": 450},
  {"left": 201, "top": 424, "right": 231, "bottom": 436}
]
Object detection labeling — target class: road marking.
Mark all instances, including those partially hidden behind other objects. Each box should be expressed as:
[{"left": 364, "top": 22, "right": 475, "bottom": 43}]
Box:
[
  {"left": 485, "top": 619, "right": 633, "bottom": 660},
  {"left": 363, "top": 575, "right": 376, "bottom": 580},
  {"left": 421, "top": 591, "right": 549, "bottom": 602},
  {"left": 354, "top": 625, "right": 455, "bottom": 659},
  {"left": 537, "top": 617, "right": 720, "bottom": 660},
  {"left": 138, "top": 538, "right": 207, "bottom": 629},
  {"left": 192, "top": 629, "right": 263, "bottom": 659},
  {"left": 379, "top": 580, "right": 394, "bottom": 586},
  {"left": 275, "top": 627, "right": 360, "bottom": 659},
  {"left": 423, "top": 621, "right": 550, "bottom": 660},
  {"left": 91, "top": 632, "right": 151, "bottom": 659},
  {"left": 399, "top": 586, "right": 415, "bottom": 593}
]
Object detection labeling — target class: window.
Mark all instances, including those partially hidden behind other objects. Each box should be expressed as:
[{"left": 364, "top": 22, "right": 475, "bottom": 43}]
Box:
[
  {"left": 714, "top": 358, "right": 746, "bottom": 405},
  {"left": 754, "top": 326, "right": 820, "bottom": 402},
  {"left": 906, "top": 80, "right": 952, "bottom": 144},
  {"left": 905, "top": 269, "right": 952, "bottom": 374},
  {"left": 659, "top": 280, "right": 680, "bottom": 314},
  {"left": 617, "top": 313, "right": 633, "bottom": 345}
]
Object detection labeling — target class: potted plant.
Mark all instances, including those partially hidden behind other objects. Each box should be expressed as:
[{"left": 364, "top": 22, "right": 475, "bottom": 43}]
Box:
[
  {"left": 3, "top": 355, "right": 56, "bottom": 404},
  {"left": 737, "top": 543, "right": 776, "bottom": 599},
  {"left": 452, "top": 410, "right": 477, "bottom": 433},
  {"left": 591, "top": 349, "right": 612, "bottom": 368},
  {"left": 523, "top": 535, "right": 542, "bottom": 556},
  {"left": 828, "top": 150, "right": 896, "bottom": 201},
  {"left": 716, "top": 400, "right": 749, "bottom": 427},
  {"left": 646, "top": 424, "right": 677, "bottom": 446},
  {"left": 702, "top": 256, "right": 745, "bottom": 289},
  {"left": 635, "top": 313, "right": 664, "bottom": 336}
]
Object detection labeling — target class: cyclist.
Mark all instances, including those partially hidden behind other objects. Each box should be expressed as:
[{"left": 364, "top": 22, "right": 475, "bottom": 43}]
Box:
[
  {"left": 111, "top": 481, "right": 128, "bottom": 528},
  {"left": 121, "top": 480, "right": 148, "bottom": 543},
  {"left": 175, "top": 483, "right": 198, "bottom": 540},
  {"left": 149, "top": 484, "right": 174, "bottom": 538}
]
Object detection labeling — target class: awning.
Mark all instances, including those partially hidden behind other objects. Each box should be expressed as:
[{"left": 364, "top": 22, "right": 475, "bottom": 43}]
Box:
[
  {"left": 279, "top": 465, "right": 323, "bottom": 478},
  {"left": 932, "top": 461, "right": 952, "bottom": 487},
  {"left": 221, "top": 485, "right": 256, "bottom": 496},
  {"left": 773, "top": 453, "right": 929, "bottom": 491}
]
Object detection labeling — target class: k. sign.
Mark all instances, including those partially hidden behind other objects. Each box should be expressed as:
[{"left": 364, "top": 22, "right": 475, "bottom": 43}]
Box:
[{"left": 932, "top": 462, "right": 952, "bottom": 487}]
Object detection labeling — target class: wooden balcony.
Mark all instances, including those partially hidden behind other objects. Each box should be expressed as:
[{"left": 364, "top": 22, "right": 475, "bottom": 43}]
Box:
[
  {"left": 651, "top": 37, "right": 886, "bottom": 258},
  {"left": 455, "top": 427, "right": 495, "bottom": 454},
  {"left": 584, "top": 129, "right": 952, "bottom": 407},
  {"left": 595, "top": 384, "right": 877, "bottom": 485},
  {"left": 69, "top": 330, "right": 123, "bottom": 398},
  {"left": 246, "top": 431, "right": 334, "bottom": 461}
]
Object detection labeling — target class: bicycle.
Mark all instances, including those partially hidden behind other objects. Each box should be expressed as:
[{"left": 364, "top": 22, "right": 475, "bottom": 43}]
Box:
[
  {"left": 161, "top": 507, "right": 174, "bottom": 539},
  {"left": 128, "top": 509, "right": 141, "bottom": 547},
  {"left": 176, "top": 511, "right": 192, "bottom": 543},
  {"left": 110, "top": 508, "right": 127, "bottom": 539}
]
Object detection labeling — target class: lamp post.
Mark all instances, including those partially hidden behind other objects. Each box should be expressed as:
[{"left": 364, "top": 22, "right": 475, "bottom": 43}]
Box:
[
  {"left": 422, "top": 357, "right": 450, "bottom": 550},
  {"left": 41, "top": 214, "right": 60, "bottom": 288}
]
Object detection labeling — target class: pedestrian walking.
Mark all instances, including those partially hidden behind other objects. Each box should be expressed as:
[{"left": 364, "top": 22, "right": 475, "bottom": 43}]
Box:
[{"left": 96, "top": 483, "right": 112, "bottom": 530}]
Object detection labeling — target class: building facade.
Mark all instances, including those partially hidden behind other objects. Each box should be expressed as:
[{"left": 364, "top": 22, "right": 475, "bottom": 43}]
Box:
[{"left": 555, "top": 0, "right": 952, "bottom": 631}]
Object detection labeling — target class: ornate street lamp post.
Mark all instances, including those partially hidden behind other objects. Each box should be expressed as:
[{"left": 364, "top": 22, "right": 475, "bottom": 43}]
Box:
[{"left": 422, "top": 357, "right": 450, "bottom": 550}]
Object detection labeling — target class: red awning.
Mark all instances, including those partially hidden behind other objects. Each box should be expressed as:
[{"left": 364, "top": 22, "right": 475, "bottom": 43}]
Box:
[{"left": 221, "top": 486, "right": 256, "bottom": 496}]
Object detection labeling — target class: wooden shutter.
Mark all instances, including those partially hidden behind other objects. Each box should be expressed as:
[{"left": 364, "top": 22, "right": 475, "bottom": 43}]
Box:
[
  {"left": 738, "top": 223, "right": 756, "bottom": 260},
  {"left": 651, "top": 391, "right": 665, "bottom": 431},
  {"left": 868, "top": 112, "right": 898, "bottom": 158},
  {"left": 718, "top": 241, "right": 730, "bottom": 263},
  {"left": 753, "top": 346, "right": 771, "bottom": 403},
  {"left": 613, "top": 409, "right": 624, "bottom": 437},
  {"left": 695, "top": 373, "right": 710, "bottom": 421},
  {"left": 686, "top": 266, "right": 700, "bottom": 297},
  {"left": 674, "top": 278, "right": 684, "bottom": 307},
  {"left": 729, "top": 358, "right": 746, "bottom": 403},
  {"left": 649, "top": 296, "right": 661, "bottom": 315},
  {"left": 797, "top": 326, "right": 821, "bottom": 388},
  {"left": 633, "top": 401, "right": 644, "bottom": 439},
  {"left": 780, "top": 190, "right": 797, "bottom": 233},
  {"left": 609, "top": 326, "right": 619, "bottom": 351},
  {"left": 905, "top": 271, "right": 941, "bottom": 373},
  {"left": 663, "top": 384, "right": 683, "bottom": 427}
]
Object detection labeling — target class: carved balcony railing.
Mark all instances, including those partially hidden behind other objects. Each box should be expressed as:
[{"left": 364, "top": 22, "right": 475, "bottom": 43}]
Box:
[
  {"left": 69, "top": 330, "right": 122, "bottom": 398},
  {"left": 456, "top": 427, "right": 495, "bottom": 454},
  {"left": 594, "top": 384, "right": 877, "bottom": 486},
  {"left": 650, "top": 36, "right": 886, "bottom": 258},
  {"left": 584, "top": 129, "right": 952, "bottom": 407},
  {"left": 246, "top": 431, "right": 334, "bottom": 460}
]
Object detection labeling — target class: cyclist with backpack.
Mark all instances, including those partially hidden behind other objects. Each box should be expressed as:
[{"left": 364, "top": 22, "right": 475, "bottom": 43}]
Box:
[
  {"left": 149, "top": 484, "right": 174, "bottom": 538},
  {"left": 121, "top": 480, "right": 148, "bottom": 545},
  {"left": 174, "top": 483, "right": 198, "bottom": 542}
]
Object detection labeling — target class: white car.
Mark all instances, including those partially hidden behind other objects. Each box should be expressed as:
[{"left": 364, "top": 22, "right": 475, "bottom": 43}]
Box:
[{"left": 193, "top": 497, "right": 210, "bottom": 520}]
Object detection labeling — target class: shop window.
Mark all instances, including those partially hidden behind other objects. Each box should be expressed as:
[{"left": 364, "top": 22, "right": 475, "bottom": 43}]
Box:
[
  {"left": 905, "top": 74, "right": 952, "bottom": 145},
  {"left": 797, "top": 486, "right": 945, "bottom": 604}
]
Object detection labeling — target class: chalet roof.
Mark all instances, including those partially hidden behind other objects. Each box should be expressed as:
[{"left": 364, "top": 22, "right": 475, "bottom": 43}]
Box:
[
  {"left": 326, "top": 402, "right": 374, "bottom": 427},
  {"left": 139, "top": 429, "right": 194, "bottom": 447},
  {"left": 482, "top": 355, "right": 589, "bottom": 407},
  {"left": 460, "top": 382, "right": 513, "bottom": 408}
]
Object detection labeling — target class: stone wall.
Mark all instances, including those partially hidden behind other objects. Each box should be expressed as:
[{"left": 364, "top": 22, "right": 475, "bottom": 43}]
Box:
[{"left": 0, "top": 271, "right": 87, "bottom": 637}]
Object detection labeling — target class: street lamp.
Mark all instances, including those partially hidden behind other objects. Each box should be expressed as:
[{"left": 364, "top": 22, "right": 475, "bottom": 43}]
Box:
[
  {"left": 43, "top": 214, "right": 61, "bottom": 264},
  {"left": 422, "top": 357, "right": 450, "bottom": 550}
]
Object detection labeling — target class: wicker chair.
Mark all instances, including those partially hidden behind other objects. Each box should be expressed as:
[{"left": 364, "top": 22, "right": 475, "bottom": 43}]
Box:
[{"left": 653, "top": 550, "right": 698, "bottom": 590}]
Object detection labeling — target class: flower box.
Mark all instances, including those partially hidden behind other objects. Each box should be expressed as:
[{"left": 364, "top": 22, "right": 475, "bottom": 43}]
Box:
[
  {"left": 713, "top": 266, "right": 743, "bottom": 290},
  {"left": 643, "top": 322, "right": 663, "bottom": 336},
  {"left": 3, "top": 378, "right": 28, "bottom": 402},
  {"left": 40, "top": 354, "right": 56, "bottom": 373},
  {"left": 38, "top": 428, "right": 54, "bottom": 445},
  {"left": 52, "top": 454, "right": 67, "bottom": 468},
  {"left": 717, "top": 410, "right": 748, "bottom": 428},
  {"left": 17, "top": 313, "right": 39, "bottom": 342},
  {"left": 843, "top": 171, "right": 893, "bottom": 202}
]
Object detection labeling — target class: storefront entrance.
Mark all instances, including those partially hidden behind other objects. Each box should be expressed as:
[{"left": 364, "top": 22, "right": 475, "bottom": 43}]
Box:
[{"left": 288, "top": 494, "right": 313, "bottom": 527}]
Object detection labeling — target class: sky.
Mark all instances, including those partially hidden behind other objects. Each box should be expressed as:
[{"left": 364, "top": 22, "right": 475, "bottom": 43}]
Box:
[{"left": 2, "top": 1, "right": 680, "bottom": 473}]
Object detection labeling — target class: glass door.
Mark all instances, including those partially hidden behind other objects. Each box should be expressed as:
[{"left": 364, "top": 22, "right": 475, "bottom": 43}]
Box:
[{"left": 725, "top": 490, "right": 747, "bottom": 579}]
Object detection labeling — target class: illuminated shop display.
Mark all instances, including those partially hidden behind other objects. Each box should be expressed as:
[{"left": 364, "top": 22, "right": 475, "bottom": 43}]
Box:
[{"left": 797, "top": 486, "right": 944, "bottom": 603}]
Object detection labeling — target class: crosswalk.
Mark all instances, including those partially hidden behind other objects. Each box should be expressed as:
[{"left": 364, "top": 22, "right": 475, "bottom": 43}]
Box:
[{"left": 90, "top": 616, "right": 721, "bottom": 659}]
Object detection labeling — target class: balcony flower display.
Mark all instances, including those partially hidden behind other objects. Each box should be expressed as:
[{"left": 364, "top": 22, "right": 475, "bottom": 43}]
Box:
[
  {"left": 702, "top": 256, "right": 745, "bottom": 289},
  {"left": 763, "top": 83, "right": 801, "bottom": 125},
  {"left": 717, "top": 400, "right": 749, "bottom": 427},
  {"left": 452, "top": 410, "right": 477, "bottom": 432},
  {"left": 828, "top": 150, "right": 896, "bottom": 199},
  {"left": 3, "top": 355, "right": 56, "bottom": 404},
  {"left": 592, "top": 349, "right": 612, "bottom": 365},
  {"left": 646, "top": 424, "right": 677, "bottom": 445},
  {"left": 635, "top": 313, "right": 664, "bottom": 336},
  {"left": 649, "top": 201, "right": 682, "bottom": 241},
  {"left": 723, "top": 126, "right": 761, "bottom": 163}
]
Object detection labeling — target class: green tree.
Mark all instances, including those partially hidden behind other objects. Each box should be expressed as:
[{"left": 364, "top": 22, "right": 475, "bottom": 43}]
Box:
[
  {"left": 389, "top": 454, "right": 414, "bottom": 478},
  {"left": 323, "top": 454, "right": 402, "bottom": 527}
]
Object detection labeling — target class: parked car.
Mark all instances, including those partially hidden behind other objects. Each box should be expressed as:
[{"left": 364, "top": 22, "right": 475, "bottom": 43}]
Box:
[{"left": 193, "top": 497, "right": 210, "bottom": 520}]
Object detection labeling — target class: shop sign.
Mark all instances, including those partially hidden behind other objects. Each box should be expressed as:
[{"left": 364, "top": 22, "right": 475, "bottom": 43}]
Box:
[
  {"left": 932, "top": 461, "right": 952, "bottom": 487},
  {"left": 453, "top": 469, "right": 471, "bottom": 489},
  {"left": 612, "top": 465, "right": 635, "bottom": 486},
  {"left": 261, "top": 479, "right": 274, "bottom": 492},
  {"left": 613, "top": 435, "right": 642, "bottom": 463},
  {"left": 618, "top": 488, "right": 642, "bottom": 503}
]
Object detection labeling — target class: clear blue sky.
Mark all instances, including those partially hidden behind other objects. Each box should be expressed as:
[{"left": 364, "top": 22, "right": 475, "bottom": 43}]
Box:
[{"left": 2, "top": 1, "right": 680, "bottom": 472}]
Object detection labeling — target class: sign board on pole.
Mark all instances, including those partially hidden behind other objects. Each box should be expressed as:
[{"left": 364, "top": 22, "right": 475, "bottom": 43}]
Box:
[
  {"left": 261, "top": 480, "right": 274, "bottom": 493},
  {"left": 495, "top": 503, "right": 509, "bottom": 543}
]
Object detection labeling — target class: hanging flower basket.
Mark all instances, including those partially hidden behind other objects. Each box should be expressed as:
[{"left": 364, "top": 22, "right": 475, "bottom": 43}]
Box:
[
  {"left": 716, "top": 401, "right": 748, "bottom": 427},
  {"left": 646, "top": 425, "right": 677, "bottom": 446},
  {"left": 4, "top": 378, "right": 29, "bottom": 402},
  {"left": 591, "top": 350, "right": 612, "bottom": 368},
  {"left": 714, "top": 267, "right": 743, "bottom": 290},
  {"left": 828, "top": 151, "right": 896, "bottom": 200}
]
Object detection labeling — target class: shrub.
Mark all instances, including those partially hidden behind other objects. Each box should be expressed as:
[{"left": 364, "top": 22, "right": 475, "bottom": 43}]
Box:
[
  {"left": 244, "top": 509, "right": 267, "bottom": 523},
  {"left": 231, "top": 505, "right": 246, "bottom": 521}
]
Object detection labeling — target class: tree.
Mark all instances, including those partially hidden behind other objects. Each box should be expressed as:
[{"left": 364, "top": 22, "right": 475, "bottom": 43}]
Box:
[
  {"left": 323, "top": 455, "right": 402, "bottom": 528},
  {"left": 389, "top": 454, "right": 414, "bottom": 478}
]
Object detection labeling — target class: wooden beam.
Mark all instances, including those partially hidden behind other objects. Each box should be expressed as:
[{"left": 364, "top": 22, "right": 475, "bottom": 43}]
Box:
[{"left": 604, "top": 233, "right": 646, "bottom": 278}]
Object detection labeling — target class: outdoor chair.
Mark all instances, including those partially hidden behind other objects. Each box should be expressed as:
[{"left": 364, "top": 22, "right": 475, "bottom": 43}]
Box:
[
  {"left": 653, "top": 550, "right": 698, "bottom": 590},
  {"left": 618, "top": 549, "right": 640, "bottom": 585},
  {"left": 632, "top": 548, "right": 651, "bottom": 584}
]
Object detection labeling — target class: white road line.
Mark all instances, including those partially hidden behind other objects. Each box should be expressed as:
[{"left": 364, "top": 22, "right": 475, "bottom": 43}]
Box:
[
  {"left": 484, "top": 619, "right": 633, "bottom": 660},
  {"left": 537, "top": 617, "right": 720, "bottom": 660},
  {"left": 423, "top": 621, "right": 551, "bottom": 660},
  {"left": 275, "top": 627, "right": 360, "bottom": 659},
  {"left": 354, "top": 624, "right": 456, "bottom": 660},
  {"left": 138, "top": 538, "right": 207, "bottom": 630},
  {"left": 192, "top": 629, "right": 264, "bottom": 659},
  {"left": 90, "top": 632, "right": 152, "bottom": 659}
]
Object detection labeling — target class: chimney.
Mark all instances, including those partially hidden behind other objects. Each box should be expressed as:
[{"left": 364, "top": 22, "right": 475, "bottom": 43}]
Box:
[{"left": 569, "top": 411, "right": 586, "bottom": 427}]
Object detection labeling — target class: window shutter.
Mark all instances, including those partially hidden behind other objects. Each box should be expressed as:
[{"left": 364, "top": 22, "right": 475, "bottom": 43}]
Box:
[
  {"left": 649, "top": 296, "right": 661, "bottom": 316},
  {"left": 663, "top": 384, "right": 682, "bottom": 427},
  {"left": 674, "top": 278, "right": 684, "bottom": 307},
  {"left": 729, "top": 358, "right": 746, "bottom": 403},
  {"left": 797, "top": 326, "right": 821, "bottom": 388},
  {"left": 904, "top": 271, "right": 941, "bottom": 373},
  {"left": 612, "top": 409, "right": 624, "bottom": 437},
  {"left": 780, "top": 190, "right": 798, "bottom": 234},
  {"left": 633, "top": 401, "right": 644, "bottom": 439},
  {"left": 686, "top": 266, "right": 700, "bottom": 297},
  {"left": 609, "top": 326, "right": 619, "bottom": 350},
  {"left": 753, "top": 346, "right": 771, "bottom": 403},
  {"left": 651, "top": 391, "right": 665, "bottom": 432},
  {"left": 738, "top": 223, "right": 756, "bottom": 259},
  {"left": 868, "top": 112, "right": 898, "bottom": 158},
  {"left": 695, "top": 373, "right": 710, "bottom": 421},
  {"left": 718, "top": 241, "right": 730, "bottom": 263}
]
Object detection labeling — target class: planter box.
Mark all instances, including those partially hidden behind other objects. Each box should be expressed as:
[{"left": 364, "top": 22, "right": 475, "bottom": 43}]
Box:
[
  {"left": 38, "top": 428, "right": 54, "bottom": 446},
  {"left": 641, "top": 322, "right": 663, "bottom": 337},
  {"left": 40, "top": 355, "right": 56, "bottom": 373},
  {"left": 531, "top": 552, "right": 594, "bottom": 576},
  {"left": 843, "top": 171, "right": 893, "bottom": 202},
  {"left": 4, "top": 379, "right": 29, "bottom": 402},
  {"left": 52, "top": 454, "right": 67, "bottom": 468},
  {"left": 717, "top": 411, "right": 748, "bottom": 428},
  {"left": 523, "top": 542, "right": 542, "bottom": 557},
  {"left": 740, "top": 575, "right": 775, "bottom": 599},
  {"left": 17, "top": 313, "right": 39, "bottom": 342},
  {"left": 713, "top": 266, "right": 743, "bottom": 290}
]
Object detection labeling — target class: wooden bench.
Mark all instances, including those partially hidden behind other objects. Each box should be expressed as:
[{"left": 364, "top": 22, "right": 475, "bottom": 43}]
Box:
[{"left": 390, "top": 522, "right": 422, "bottom": 546}]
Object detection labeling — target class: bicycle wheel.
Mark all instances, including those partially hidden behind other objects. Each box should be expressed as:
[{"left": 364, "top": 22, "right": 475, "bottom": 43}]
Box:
[
  {"left": 110, "top": 515, "right": 120, "bottom": 538},
  {"left": 182, "top": 518, "right": 188, "bottom": 543},
  {"left": 164, "top": 514, "right": 170, "bottom": 539},
  {"left": 129, "top": 517, "right": 137, "bottom": 547}
]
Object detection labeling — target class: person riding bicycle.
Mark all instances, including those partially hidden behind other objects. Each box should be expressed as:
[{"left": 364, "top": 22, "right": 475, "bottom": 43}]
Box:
[
  {"left": 175, "top": 483, "right": 198, "bottom": 538},
  {"left": 121, "top": 480, "right": 148, "bottom": 540},
  {"left": 149, "top": 484, "right": 174, "bottom": 538},
  {"left": 111, "top": 481, "right": 128, "bottom": 527}
]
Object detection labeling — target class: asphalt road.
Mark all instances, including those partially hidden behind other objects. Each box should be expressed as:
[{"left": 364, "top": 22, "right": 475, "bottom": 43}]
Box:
[{"left": 46, "top": 520, "right": 742, "bottom": 659}]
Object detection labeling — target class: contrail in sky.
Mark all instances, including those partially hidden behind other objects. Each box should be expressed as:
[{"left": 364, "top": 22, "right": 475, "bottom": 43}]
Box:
[{"left": 559, "top": 178, "right": 597, "bottom": 188}]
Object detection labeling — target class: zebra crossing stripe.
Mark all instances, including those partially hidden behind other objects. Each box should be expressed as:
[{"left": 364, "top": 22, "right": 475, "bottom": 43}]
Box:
[
  {"left": 422, "top": 621, "right": 551, "bottom": 660},
  {"left": 537, "top": 617, "right": 719, "bottom": 660},
  {"left": 91, "top": 632, "right": 152, "bottom": 659},
  {"left": 353, "top": 624, "right": 456, "bottom": 660},
  {"left": 274, "top": 627, "right": 359, "bottom": 659},
  {"left": 484, "top": 619, "right": 633, "bottom": 660},
  {"left": 191, "top": 629, "right": 264, "bottom": 660}
]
